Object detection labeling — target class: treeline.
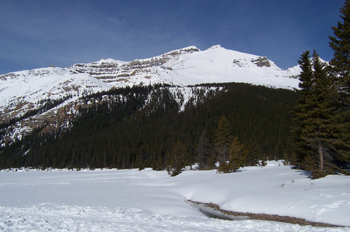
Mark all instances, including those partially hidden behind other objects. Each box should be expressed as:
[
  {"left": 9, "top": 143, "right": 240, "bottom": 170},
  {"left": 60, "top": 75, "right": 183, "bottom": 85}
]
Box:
[
  {"left": 165, "top": 116, "right": 267, "bottom": 176},
  {"left": 0, "top": 82, "right": 298, "bottom": 171}
]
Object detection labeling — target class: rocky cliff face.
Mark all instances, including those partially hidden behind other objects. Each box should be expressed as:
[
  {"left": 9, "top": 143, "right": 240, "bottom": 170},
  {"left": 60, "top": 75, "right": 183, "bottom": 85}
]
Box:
[{"left": 68, "top": 46, "right": 201, "bottom": 85}]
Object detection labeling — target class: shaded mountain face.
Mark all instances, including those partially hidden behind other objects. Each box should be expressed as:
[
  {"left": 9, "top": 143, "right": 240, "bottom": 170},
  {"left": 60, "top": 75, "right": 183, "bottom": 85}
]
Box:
[
  {"left": 0, "top": 83, "right": 299, "bottom": 170},
  {"left": 0, "top": 45, "right": 300, "bottom": 145}
]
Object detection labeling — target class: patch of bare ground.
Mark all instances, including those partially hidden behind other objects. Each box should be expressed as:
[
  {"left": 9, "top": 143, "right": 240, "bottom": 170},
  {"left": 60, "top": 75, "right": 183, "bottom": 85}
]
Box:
[{"left": 188, "top": 200, "right": 345, "bottom": 228}]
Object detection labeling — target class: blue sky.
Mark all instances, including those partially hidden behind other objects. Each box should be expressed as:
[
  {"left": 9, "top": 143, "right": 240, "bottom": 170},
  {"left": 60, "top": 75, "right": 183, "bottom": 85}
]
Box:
[{"left": 0, "top": 0, "right": 345, "bottom": 74}]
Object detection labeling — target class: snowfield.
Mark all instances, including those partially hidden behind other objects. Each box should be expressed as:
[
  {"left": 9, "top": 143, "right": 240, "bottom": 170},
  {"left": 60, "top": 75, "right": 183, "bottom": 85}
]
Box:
[
  {"left": 0, "top": 45, "right": 301, "bottom": 110},
  {"left": 0, "top": 161, "right": 349, "bottom": 232}
]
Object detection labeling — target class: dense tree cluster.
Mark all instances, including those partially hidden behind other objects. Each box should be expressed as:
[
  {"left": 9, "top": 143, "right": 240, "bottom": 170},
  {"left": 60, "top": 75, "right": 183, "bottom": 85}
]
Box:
[
  {"left": 290, "top": 0, "right": 350, "bottom": 178},
  {"left": 0, "top": 83, "right": 298, "bottom": 173}
]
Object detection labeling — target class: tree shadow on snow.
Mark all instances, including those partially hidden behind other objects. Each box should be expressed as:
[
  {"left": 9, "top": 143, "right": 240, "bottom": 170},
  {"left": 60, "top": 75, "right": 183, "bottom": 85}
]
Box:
[{"left": 295, "top": 169, "right": 312, "bottom": 177}]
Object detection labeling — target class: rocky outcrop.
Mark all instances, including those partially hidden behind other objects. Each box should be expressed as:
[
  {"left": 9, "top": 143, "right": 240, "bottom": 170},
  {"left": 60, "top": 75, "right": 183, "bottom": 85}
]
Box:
[
  {"left": 251, "top": 56, "right": 271, "bottom": 67},
  {"left": 68, "top": 47, "right": 200, "bottom": 81}
]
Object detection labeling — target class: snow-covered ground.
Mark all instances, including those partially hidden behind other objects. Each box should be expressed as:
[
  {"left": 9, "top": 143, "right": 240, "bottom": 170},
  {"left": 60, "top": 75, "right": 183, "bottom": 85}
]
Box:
[{"left": 0, "top": 161, "right": 349, "bottom": 231}]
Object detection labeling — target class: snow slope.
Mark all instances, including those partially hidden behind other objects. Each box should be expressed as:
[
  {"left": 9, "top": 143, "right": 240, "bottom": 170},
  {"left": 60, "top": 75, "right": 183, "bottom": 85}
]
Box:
[
  {"left": 162, "top": 45, "right": 300, "bottom": 88},
  {"left": 0, "top": 45, "right": 300, "bottom": 109},
  {"left": 0, "top": 67, "right": 111, "bottom": 109},
  {"left": 0, "top": 161, "right": 349, "bottom": 231}
]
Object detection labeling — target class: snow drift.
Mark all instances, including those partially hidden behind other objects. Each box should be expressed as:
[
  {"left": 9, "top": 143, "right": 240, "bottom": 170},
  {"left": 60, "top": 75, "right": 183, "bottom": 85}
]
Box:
[{"left": 0, "top": 161, "right": 349, "bottom": 231}]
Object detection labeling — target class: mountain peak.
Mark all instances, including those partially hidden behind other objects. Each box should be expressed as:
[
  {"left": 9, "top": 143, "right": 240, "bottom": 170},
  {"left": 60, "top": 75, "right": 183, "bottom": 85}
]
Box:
[
  {"left": 165, "top": 46, "right": 200, "bottom": 56},
  {"left": 206, "top": 44, "right": 222, "bottom": 50}
]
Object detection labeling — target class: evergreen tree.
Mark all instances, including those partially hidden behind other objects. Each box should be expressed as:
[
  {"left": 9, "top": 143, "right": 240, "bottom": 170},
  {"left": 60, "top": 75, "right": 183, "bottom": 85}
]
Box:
[
  {"left": 195, "top": 129, "right": 211, "bottom": 170},
  {"left": 207, "top": 152, "right": 217, "bottom": 170},
  {"left": 136, "top": 152, "right": 145, "bottom": 171},
  {"left": 302, "top": 52, "right": 338, "bottom": 175},
  {"left": 214, "top": 116, "right": 232, "bottom": 164},
  {"left": 218, "top": 137, "right": 244, "bottom": 173},
  {"left": 291, "top": 51, "right": 346, "bottom": 177},
  {"left": 329, "top": 0, "right": 350, "bottom": 167},
  {"left": 329, "top": 0, "right": 350, "bottom": 94},
  {"left": 243, "top": 136, "right": 260, "bottom": 166},
  {"left": 290, "top": 51, "right": 314, "bottom": 164},
  {"left": 152, "top": 154, "right": 164, "bottom": 171},
  {"left": 260, "top": 155, "right": 267, "bottom": 166},
  {"left": 166, "top": 141, "right": 188, "bottom": 176}
]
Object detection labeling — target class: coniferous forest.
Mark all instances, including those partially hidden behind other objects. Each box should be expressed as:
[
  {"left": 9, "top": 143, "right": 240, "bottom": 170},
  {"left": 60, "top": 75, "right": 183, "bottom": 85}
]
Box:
[{"left": 0, "top": 83, "right": 298, "bottom": 172}]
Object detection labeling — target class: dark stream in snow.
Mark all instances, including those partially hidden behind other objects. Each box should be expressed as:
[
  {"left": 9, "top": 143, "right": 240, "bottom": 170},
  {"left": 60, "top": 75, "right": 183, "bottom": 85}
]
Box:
[{"left": 188, "top": 201, "right": 249, "bottom": 221}]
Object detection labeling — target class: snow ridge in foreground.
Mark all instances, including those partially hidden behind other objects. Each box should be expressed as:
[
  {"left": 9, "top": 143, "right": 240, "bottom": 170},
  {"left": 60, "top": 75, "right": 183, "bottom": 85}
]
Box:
[
  {"left": 0, "top": 204, "right": 347, "bottom": 232},
  {"left": 0, "top": 161, "right": 349, "bottom": 232}
]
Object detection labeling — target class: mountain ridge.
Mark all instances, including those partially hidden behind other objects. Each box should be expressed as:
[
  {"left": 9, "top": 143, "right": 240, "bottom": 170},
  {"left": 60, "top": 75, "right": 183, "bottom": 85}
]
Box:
[{"left": 0, "top": 45, "right": 301, "bottom": 145}]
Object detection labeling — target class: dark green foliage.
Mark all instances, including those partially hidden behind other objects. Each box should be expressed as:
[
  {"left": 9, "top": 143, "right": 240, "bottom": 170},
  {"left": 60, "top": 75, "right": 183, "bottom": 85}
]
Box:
[
  {"left": 152, "top": 154, "right": 165, "bottom": 171},
  {"left": 243, "top": 136, "right": 261, "bottom": 166},
  {"left": 290, "top": 51, "right": 315, "bottom": 165},
  {"left": 214, "top": 116, "right": 232, "bottom": 164},
  {"left": 260, "top": 156, "right": 267, "bottom": 166},
  {"left": 329, "top": 0, "right": 350, "bottom": 91},
  {"left": 329, "top": 0, "right": 350, "bottom": 167},
  {"left": 195, "top": 129, "right": 210, "bottom": 170},
  {"left": 207, "top": 152, "right": 217, "bottom": 170},
  {"left": 218, "top": 137, "right": 244, "bottom": 173},
  {"left": 302, "top": 52, "right": 339, "bottom": 173},
  {"left": 166, "top": 140, "right": 188, "bottom": 176},
  {"left": 290, "top": 1, "right": 350, "bottom": 177},
  {"left": 291, "top": 51, "right": 349, "bottom": 176},
  {"left": 0, "top": 83, "right": 298, "bottom": 170}
]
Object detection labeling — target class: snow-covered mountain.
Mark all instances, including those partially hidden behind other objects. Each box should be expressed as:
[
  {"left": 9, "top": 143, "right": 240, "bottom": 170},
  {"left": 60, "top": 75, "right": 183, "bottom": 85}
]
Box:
[
  {"left": 0, "top": 45, "right": 301, "bottom": 144},
  {"left": 0, "top": 45, "right": 300, "bottom": 108},
  {"left": 68, "top": 45, "right": 301, "bottom": 88}
]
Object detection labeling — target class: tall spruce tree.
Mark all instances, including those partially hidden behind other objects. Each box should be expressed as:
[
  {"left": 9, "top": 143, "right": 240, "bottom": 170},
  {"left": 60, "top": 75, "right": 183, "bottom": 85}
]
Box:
[
  {"left": 290, "top": 51, "right": 314, "bottom": 165},
  {"left": 214, "top": 116, "right": 232, "bottom": 164},
  {"left": 195, "top": 129, "right": 211, "bottom": 170},
  {"left": 303, "top": 52, "right": 339, "bottom": 175},
  {"left": 329, "top": 0, "right": 350, "bottom": 93},
  {"left": 292, "top": 51, "right": 345, "bottom": 177},
  {"left": 243, "top": 136, "right": 261, "bottom": 166},
  {"left": 166, "top": 141, "right": 188, "bottom": 176},
  {"left": 329, "top": 0, "right": 350, "bottom": 167},
  {"left": 218, "top": 137, "right": 244, "bottom": 173}
]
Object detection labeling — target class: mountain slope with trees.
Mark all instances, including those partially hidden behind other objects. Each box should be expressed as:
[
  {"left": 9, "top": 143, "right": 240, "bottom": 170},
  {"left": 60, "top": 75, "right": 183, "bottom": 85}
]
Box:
[{"left": 0, "top": 83, "right": 298, "bottom": 171}]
